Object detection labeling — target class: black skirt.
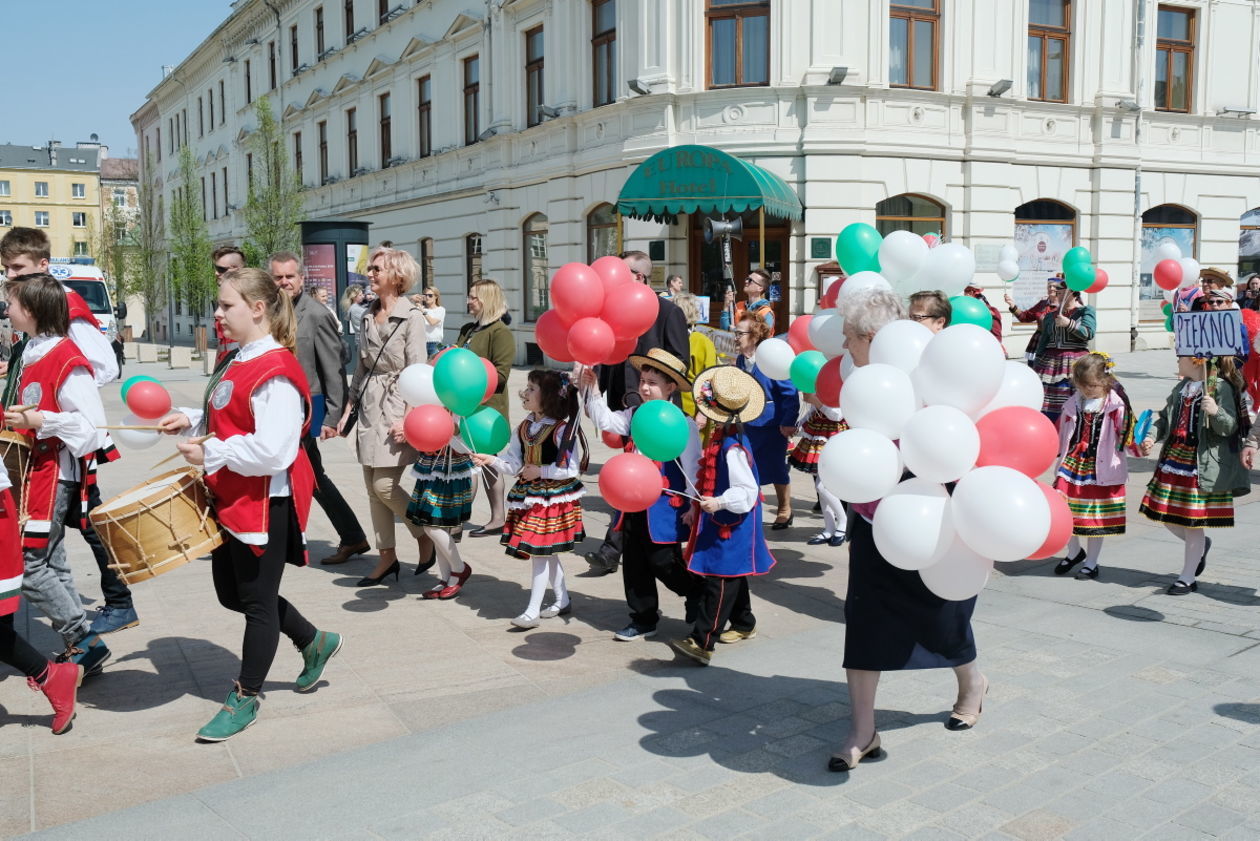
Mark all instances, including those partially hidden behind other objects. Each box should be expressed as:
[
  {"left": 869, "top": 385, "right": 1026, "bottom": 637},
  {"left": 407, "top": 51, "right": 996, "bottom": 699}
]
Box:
[{"left": 842, "top": 515, "right": 977, "bottom": 671}]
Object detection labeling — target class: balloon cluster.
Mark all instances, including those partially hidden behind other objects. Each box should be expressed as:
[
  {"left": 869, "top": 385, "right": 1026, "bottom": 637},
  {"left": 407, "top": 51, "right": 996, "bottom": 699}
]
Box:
[
  {"left": 817, "top": 321, "right": 1072, "bottom": 601},
  {"left": 1150, "top": 241, "right": 1200, "bottom": 331},
  {"left": 397, "top": 348, "right": 510, "bottom": 455},
  {"left": 122, "top": 375, "right": 172, "bottom": 420},
  {"left": 534, "top": 257, "right": 660, "bottom": 366},
  {"left": 596, "top": 397, "right": 693, "bottom": 514}
]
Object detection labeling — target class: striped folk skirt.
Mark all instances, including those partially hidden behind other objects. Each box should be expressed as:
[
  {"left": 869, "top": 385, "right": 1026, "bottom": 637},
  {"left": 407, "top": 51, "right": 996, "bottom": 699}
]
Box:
[
  {"left": 405, "top": 450, "right": 475, "bottom": 529},
  {"left": 1053, "top": 443, "right": 1126, "bottom": 536},
  {"left": 1033, "top": 348, "right": 1088, "bottom": 423},
  {"left": 501, "top": 476, "right": 586, "bottom": 558},
  {"left": 1139, "top": 440, "right": 1234, "bottom": 528},
  {"left": 789, "top": 414, "right": 846, "bottom": 475}
]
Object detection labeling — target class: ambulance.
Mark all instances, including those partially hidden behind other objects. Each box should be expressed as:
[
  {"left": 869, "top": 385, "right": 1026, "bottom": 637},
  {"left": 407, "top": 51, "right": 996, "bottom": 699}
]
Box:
[{"left": 47, "top": 261, "right": 128, "bottom": 370}]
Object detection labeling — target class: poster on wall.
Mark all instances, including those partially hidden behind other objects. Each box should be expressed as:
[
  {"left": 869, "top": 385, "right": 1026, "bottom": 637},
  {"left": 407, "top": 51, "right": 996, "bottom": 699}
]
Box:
[
  {"left": 1239, "top": 208, "right": 1260, "bottom": 279},
  {"left": 303, "top": 243, "right": 337, "bottom": 302},
  {"left": 1140, "top": 227, "right": 1196, "bottom": 321},
  {"left": 1011, "top": 223, "right": 1072, "bottom": 309},
  {"left": 347, "top": 243, "right": 369, "bottom": 288}
]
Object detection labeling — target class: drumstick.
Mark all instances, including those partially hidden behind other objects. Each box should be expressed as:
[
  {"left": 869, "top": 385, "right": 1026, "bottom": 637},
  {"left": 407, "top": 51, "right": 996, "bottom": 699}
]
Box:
[{"left": 149, "top": 433, "right": 216, "bottom": 471}]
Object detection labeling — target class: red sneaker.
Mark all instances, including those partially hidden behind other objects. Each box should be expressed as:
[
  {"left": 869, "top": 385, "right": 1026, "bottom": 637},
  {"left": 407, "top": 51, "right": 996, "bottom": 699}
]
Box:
[{"left": 29, "top": 661, "right": 84, "bottom": 735}]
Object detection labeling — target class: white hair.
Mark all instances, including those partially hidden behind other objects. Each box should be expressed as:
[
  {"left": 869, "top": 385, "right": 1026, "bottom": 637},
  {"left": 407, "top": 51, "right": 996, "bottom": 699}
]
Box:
[{"left": 841, "top": 288, "right": 906, "bottom": 338}]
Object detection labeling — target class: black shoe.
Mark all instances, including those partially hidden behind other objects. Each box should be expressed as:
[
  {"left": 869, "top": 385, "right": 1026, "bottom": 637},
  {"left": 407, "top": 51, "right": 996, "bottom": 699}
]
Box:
[
  {"left": 469, "top": 524, "right": 505, "bottom": 537},
  {"left": 1167, "top": 579, "right": 1198, "bottom": 596},
  {"left": 1196, "top": 537, "right": 1211, "bottom": 577},
  {"left": 584, "top": 551, "right": 618, "bottom": 576},
  {"left": 806, "top": 533, "right": 832, "bottom": 546},
  {"left": 1074, "top": 565, "right": 1099, "bottom": 580},
  {"left": 812, "top": 500, "right": 822, "bottom": 513},
  {"left": 414, "top": 550, "right": 436, "bottom": 576},
  {"left": 1054, "top": 549, "right": 1086, "bottom": 575},
  {"left": 356, "top": 560, "right": 400, "bottom": 586},
  {"left": 771, "top": 514, "right": 794, "bottom": 531},
  {"left": 829, "top": 534, "right": 847, "bottom": 547}
]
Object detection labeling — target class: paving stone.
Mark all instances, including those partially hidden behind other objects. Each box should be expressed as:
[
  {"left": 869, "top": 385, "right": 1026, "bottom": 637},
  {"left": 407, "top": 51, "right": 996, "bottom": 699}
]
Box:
[{"left": 1174, "top": 802, "right": 1248, "bottom": 835}]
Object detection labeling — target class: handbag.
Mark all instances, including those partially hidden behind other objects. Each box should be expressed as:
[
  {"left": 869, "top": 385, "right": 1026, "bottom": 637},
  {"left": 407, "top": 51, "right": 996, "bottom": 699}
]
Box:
[{"left": 340, "top": 316, "right": 405, "bottom": 437}]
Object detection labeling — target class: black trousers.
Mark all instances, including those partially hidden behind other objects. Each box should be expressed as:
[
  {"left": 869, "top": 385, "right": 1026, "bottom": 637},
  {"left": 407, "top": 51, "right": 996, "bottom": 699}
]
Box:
[
  {"left": 73, "top": 481, "right": 134, "bottom": 611},
  {"left": 211, "top": 498, "right": 316, "bottom": 694},
  {"left": 622, "top": 513, "right": 700, "bottom": 629},
  {"left": 0, "top": 614, "right": 47, "bottom": 679},
  {"left": 303, "top": 435, "right": 367, "bottom": 546},
  {"left": 690, "top": 575, "right": 755, "bottom": 652}
]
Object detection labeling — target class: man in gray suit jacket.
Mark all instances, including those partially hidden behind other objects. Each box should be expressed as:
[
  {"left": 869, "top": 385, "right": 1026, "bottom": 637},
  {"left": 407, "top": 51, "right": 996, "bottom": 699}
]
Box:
[{"left": 270, "top": 252, "right": 370, "bottom": 564}]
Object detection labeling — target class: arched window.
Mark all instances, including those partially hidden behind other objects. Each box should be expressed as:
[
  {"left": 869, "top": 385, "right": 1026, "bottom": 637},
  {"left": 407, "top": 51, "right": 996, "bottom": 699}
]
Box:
[
  {"left": 523, "top": 213, "right": 549, "bottom": 322},
  {"left": 1141, "top": 204, "right": 1197, "bottom": 320},
  {"left": 1010, "top": 200, "right": 1077, "bottom": 308},
  {"left": 465, "top": 233, "right": 482, "bottom": 290},
  {"left": 875, "top": 194, "right": 946, "bottom": 237},
  {"left": 1240, "top": 208, "right": 1260, "bottom": 279},
  {"left": 587, "top": 203, "right": 618, "bottom": 264}
]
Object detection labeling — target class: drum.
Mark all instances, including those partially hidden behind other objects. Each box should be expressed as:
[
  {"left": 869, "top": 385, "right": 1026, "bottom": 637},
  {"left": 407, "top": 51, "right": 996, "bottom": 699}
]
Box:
[
  {"left": 89, "top": 468, "right": 223, "bottom": 585},
  {"left": 0, "top": 431, "right": 29, "bottom": 515}
]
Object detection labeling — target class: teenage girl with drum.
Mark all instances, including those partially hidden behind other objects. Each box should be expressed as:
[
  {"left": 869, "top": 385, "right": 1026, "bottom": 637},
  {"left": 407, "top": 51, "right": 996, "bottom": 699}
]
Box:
[{"left": 159, "top": 268, "right": 343, "bottom": 742}]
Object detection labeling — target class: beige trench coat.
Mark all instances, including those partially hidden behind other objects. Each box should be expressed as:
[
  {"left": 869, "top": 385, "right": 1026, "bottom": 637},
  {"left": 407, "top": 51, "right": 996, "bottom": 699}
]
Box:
[{"left": 348, "top": 296, "right": 428, "bottom": 468}]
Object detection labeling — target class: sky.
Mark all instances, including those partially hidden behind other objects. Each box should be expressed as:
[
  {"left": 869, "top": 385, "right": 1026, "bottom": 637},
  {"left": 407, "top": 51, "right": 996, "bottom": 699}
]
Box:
[{"left": 3, "top": 2, "right": 236, "bottom": 158}]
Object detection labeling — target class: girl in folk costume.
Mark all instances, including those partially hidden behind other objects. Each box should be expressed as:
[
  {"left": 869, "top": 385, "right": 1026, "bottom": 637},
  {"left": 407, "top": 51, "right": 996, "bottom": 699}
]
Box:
[
  {"left": 1139, "top": 353, "right": 1250, "bottom": 595},
  {"left": 671, "top": 366, "right": 776, "bottom": 666},
  {"left": 160, "top": 268, "right": 342, "bottom": 742},
  {"left": 790, "top": 394, "right": 848, "bottom": 547},
  {"left": 3, "top": 274, "right": 111, "bottom": 678},
  {"left": 405, "top": 432, "right": 474, "bottom": 600},
  {"left": 1030, "top": 279, "right": 1096, "bottom": 423},
  {"left": 473, "top": 370, "right": 588, "bottom": 629},
  {"left": 1052, "top": 352, "right": 1136, "bottom": 581},
  {"left": 581, "top": 350, "right": 703, "bottom": 642}
]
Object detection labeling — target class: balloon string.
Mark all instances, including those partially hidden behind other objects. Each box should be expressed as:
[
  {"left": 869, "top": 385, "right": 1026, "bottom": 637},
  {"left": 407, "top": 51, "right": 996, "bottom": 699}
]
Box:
[
  {"left": 663, "top": 488, "right": 701, "bottom": 502},
  {"left": 673, "top": 458, "right": 700, "bottom": 496}
]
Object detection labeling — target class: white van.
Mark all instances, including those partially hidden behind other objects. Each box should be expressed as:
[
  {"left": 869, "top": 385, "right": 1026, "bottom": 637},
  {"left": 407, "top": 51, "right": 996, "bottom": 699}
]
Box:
[{"left": 48, "top": 262, "right": 127, "bottom": 368}]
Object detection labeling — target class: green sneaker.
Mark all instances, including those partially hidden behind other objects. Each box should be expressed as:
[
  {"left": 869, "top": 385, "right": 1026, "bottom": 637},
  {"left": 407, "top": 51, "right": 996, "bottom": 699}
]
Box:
[
  {"left": 295, "top": 630, "right": 343, "bottom": 692},
  {"left": 196, "top": 686, "right": 259, "bottom": 742}
]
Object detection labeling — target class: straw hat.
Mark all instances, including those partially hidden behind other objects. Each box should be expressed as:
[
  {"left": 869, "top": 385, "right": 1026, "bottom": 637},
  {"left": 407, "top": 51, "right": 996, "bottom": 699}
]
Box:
[
  {"left": 628, "top": 348, "right": 692, "bottom": 392},
  {"left": 691, "top": 365, "right": 766, "bottom": 425}
]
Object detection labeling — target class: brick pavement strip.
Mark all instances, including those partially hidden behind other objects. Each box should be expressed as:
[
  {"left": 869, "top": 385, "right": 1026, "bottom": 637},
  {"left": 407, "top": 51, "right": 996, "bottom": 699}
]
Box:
[{"left": 8, "top": 351, "right": 1260, "bottom": 840}]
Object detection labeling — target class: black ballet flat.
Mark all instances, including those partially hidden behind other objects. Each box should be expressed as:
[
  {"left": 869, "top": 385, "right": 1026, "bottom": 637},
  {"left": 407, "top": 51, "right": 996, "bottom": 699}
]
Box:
[
  {"left": 828, "top": 534, "right": 847, "bottom": 547},
  {"left": 469, "top": 524, "right": 504, "bottom": 538},
  {"left": 1054, "top": 549, "right": 1085, "bottom": 576},
  {"left": 806, "top": 533, "right": 831, "bottom": 546},
  {"left": 1074, "top": 565, "right": 1099, "bottom": 580},
  {"left": 1167, "top": 579, "right": 1198, "bottom": 596}
]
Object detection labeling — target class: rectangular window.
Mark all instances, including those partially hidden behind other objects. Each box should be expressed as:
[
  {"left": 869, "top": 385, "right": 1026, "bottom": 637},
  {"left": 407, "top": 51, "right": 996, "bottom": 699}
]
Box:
[
  {"left": 344, "top": 0, "right": 354, "bottom": 40},
  {"left": 211, "top": 172, "right": 218, "bottom": 219},
  {"left": 294, "top": 131, "right": 303, "bottom": 182},
  {"left": 198, "top": 96, "right": 205, "bottom": 136},
  {"left": 168, "top": 118, "right": 174, "bottom": 152},
  {"left": 1156, "top": 5, "right": 1194, "bottom": 112},
  {"left": 268, "top": 41, "right": 277, "bottom": 89},
  {"left": 1028, "top": 0, "right": 1069, "bottom": 102},
  {"left": 0, "top": 210, "right": 11, "bottom": 226},
  {"left": 72, "top": 212, "right": 87, "bottom": 227},
  {"left": 592, "top": 0, "right": 616, "bottom": 107},
  {"left": 291, "top": 25, "right": 299, "bottom": 73},
  {"left": 319, "top": 120, "right": 329, "bottom": 183},
  {"left": 219, "top": 80, "right": 226, "bottom": 124},
  {"left": 73, "top": 241, "right": 89, "bottom": 257},
  {"left": 34, "top": 181, "right": 48, "bottom": 197},
  {"left": 464, "top": 55, "right": 480, "bottom": 144},
  {"left": 201, "top": 176, "right": 207, "bottom": 221},
  {"left": 222, "top": 166, "right": 229, "bottom": 211},
  {"left": 208, "top": 87, "right": 215, "bottom": 129},
  {"left": 114, "top": 187, "right": 126, "bottom": 207},
  {"left": 347, "top": 107, "right": 358, "bottom": 173},
  {"left": 71, "top": 183, "right": 85, "bottom": 199},
  {"left": 525, "top": 26, "right": 545, "bottom": 127},
  {"left": 182, "top": 109, "right": 188, "bottom": 144},
  {"left": 378, "top": 0, "right": 388, "bottom": 24},
  {"left": 247, "top": 153, "right": 254, "bottom": 186},
  {"left": 0, "top": 180, "right": 9, "bottom": 196},
  {"left": 890, "top": 0, "right": 939, "bottom": 90},
  {"left": 707, "top": 0, "right": 769, "bottom": 88},
  {"left": 379, "top": 93, "right": 392, "bottom": 165},
  {"left": 157, "top": 127, "right": 162, "bottom": 160},
  {"left": 316, "top": 6, "right": 325, "bottom": 55},
  {"left": 35, "top": 211, "right": 49, "bottom": 227},
  {"left": 417, "top": 75, "right": 432, "bottom": 157},
  {"left": 245, "top": 59, "right": 253, "bottom": 103}
]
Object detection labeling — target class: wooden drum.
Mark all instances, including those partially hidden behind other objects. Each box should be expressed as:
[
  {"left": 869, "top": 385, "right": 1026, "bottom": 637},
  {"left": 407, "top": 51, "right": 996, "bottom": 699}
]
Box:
[
  {"left": 0, "top": 431, "right": 29, "bottom": 515},
  {"left": 89, "top": 468, "right": 224, "bottom": 585}
]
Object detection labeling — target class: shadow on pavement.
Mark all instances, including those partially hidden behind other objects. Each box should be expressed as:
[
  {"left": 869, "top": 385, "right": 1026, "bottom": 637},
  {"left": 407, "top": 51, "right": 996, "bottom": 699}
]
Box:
[
  {"left": 1214, "top": 702, "right": 1260, "bottom": 724},
  {"left": 83, "top": 635, "right": 239, "bottom": 709},
  {"left": 510, "top": 631, "right": 582, "bottom": 661}
]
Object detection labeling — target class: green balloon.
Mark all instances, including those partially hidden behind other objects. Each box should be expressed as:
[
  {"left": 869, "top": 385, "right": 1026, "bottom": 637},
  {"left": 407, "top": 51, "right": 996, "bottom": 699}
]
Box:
[
  {"left": 120, "top": 375, "right": 160, "bottom": 402},
  {"left": 630, "top": 399, "right": 690, "bottom": 462},
  {"left": 1064, "top": 261, "right": 1095, "bottom": 292},
  {"left": 835, "top": 223, "right": 883, "bottom": 275},
  {"left": 461, "top": 406, "right": 510, "bottom": 454},
  {"left": 433, "top": 347, "right": 488, "bottom": 417},
  {"left": 789, "top": 350, "right": 827, "bottom": 393},
  {"left": 1062, "top": 246, "right": 1092, "bottom": 268},
  {"left": 949, "top": 296, "right": 994, "bottom": 332},
  {"left": 1161, "top": 301, "right": 1173, "bottom": 316},
  {"left": 1165, "top": 314, "right": 1175, "bottom": 333}
]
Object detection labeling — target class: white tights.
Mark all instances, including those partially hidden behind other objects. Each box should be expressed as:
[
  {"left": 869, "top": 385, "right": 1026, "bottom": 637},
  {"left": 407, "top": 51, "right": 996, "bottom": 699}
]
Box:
[
  {"left": 815, "top": 476, "right": 847, "bottom": 537},
  {"left": 523, "top": 556, "right": 568, "bottom": 620},
  {"left": 423, "top": 526, "right": 466, "bottom": 583},
  {"left": 1065, "top": 536, "right": 1104, "bottom": 570},
  {"left": 1163, "top": 524, "right": 1207, "bottom": 583}
]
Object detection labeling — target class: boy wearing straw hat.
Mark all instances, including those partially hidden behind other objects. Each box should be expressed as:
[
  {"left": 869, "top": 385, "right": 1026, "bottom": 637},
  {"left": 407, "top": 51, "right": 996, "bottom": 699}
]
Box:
[
  {"left": 581, "top": 349, "right": 702, "bottom": 641},
  {"left": 672, "top": 365, "right": 776, "bottom": 666}
]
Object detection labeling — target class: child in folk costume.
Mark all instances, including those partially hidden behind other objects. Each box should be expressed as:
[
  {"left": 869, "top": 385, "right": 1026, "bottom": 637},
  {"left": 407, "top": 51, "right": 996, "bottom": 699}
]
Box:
[
  {"left": 790, "top": 394, "right": 848, "bottom": 546},
  {"left": 2, "top": 274, "right": 111, "bottom": 678},
  {"left": 671, "top": 366, "right": 776, "bottom": 666},
  {"left": 160, "top": 268, "right": 342, "bottom": 742},
  {"left": 1139, "top": 353, "right": 1250, "bottom": 595},
  {"left": 472, "top": 370, "right": 588, "bottom": 629},
  {"left": 406, "top": 434, "right": 474, "bottom": 599},
  {"left": 581, "top": 350, "right": 702, "bottom": 642},
  {"left": 1052, "top": 352, "right": 1136, "bottom": 580}
]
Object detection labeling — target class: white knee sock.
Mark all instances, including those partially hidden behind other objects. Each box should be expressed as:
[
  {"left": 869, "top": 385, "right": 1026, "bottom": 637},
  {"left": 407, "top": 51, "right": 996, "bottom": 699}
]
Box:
[
  {"left": 426, "top": 528, "right": 466, "bottom": 584},
  {"left": 524, "top": 557, "right": 549, "bottom": 619},
  {"left": 1179, "top": 528, "right": 1206, "bottom": 583},
  {"left": 1081, "top": 537, "right": 1104, "bottom": 570},
  {"left": 548, "top": 557, "right": 569, "bottom": 608},
  {"left": 1066, "top": 536, "right": 1083, "bottom": 558},
  {"left": 816, "top": 476, "right": 845, "bottom": 537}
]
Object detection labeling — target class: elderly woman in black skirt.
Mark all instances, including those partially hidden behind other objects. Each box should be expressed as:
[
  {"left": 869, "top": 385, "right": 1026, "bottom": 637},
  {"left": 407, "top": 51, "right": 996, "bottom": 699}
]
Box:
[{"left": 830, "top": 287, "right": 988, "bottom": 772}]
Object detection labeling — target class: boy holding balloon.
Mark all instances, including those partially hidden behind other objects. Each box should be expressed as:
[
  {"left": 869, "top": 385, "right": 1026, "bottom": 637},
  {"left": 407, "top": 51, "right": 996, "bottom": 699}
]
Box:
[{"left": 580, "top": 350, "right": 702, "bottom": 642}]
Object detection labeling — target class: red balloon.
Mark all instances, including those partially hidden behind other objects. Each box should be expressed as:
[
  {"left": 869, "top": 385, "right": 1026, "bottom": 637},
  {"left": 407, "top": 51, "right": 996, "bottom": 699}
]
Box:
[
  {"left": 534, "top": 310, "right": 574, "bottom": 362},
  {"left": 601, "top": 334, "right": 638, "bottom": 365},
  {"left": 481, "top": 358, "right": 498, "bottom": 404},
  {"left": 1027, "top": 481, "right": 1073, "bottom": 560},
  {"left": 601, "top": 282, "right": 660, "bottom": 340},
  {"left": 1153, "top": 259, "right": 1182, "bottom": 291},
  {"left": 600, "top": 429, "right": 627, "bottom": 450},
  {"left": 787, "top": 315, "right": 815, "bottom": 354},
  {"left": 550, "top": 263, "right": 605, "bottom": 325},
  {"left": 403, "top": 405, "right": 455, "bottom": 453},
  {"left": 126, "top": 381, "right": 172, "bottom": 420},
  {"left": 598, "top": 452, "right": 663, "bottom": 512},
  {"left": 815, "top": 357, "right": 845, "bottom": 407},
  {"left": 429, "top": 346, "right": 452, "bottom": 365},
  {"left": 1085, "top": 268, "right": 1109, "bottom": 295},
  {"left": 591, "top": 255, "right": 633, "bottom": 295},
  {"left": 975, "top": 406, "right": 1059, "bottom": 478},
  {"left": 567, "top": 317, "right": 615, "bottom": 366},
  {"left": 821, "top": 277, "right": 844, "bottom": 310}
]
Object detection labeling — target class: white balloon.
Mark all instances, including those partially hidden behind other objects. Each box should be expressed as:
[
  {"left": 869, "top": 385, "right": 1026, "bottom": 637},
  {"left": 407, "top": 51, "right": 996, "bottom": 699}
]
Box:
[
  {"left": 1177, "top": 257, "right": 1201, "bottom": 289},
  {"left": 951, "top": 465, "right": 1051, "bottom": 561},
  {"left": 112, "top": 413, "right": 161, "bottom": 450},
  {"left": 1154, "top": 240, "right": 1183, "bottom": 263},
  {"left": 872, "top": 478, "right": 956, "bottom": 571},
  {"left": 919, "top": 536, "right": 995, "bottom": 601},
  {"left": 1163, "top": 285, "right": 1177, "bottom": 304},
  {"left": 398, "top": 363, "right": 441, "bottom": 406},
  {"left": 913, "top": 324, "right": 1006, "bottom": 415},
  {"left": 899, "top": 405, "right": 980, "bottom": 483},
  {"left": 975, "top": 361, "right": 1045, "bottom": 417},
  {"left": 809, "top": 308, "right": 848, "bottom": 358},
  {"left": 840, "top": 363, "right": 918, "bottom": 439},
  {"left": 878, "top": 230, "right": 930, "bottom": 284},
  {"left": 997, "top": 260, "right": 1021, "bottom": 282},
  {"left": 870, "top": 318, "right": 934, "bottom": 373},
  {"left": 840, "top": 351, "right": 856, "bottom": 381},
  {"left": 818, "top": 428, "right": 903, "bottom": 504},
  {"left": 927, "top": 243, "right": 977, "bottom": 297},
  {"left": 999, "top": 244, "right": 1019, "bottom": 264},
  {"left": 754, "top": 337, "right": 796, "bottom": 380},
  {"left": 836, "top": 271, "right": 892, "bottom": 314}
]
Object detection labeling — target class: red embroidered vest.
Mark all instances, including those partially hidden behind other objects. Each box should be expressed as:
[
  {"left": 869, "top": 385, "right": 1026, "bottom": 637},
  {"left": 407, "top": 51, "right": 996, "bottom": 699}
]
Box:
[
  {"left": 66, "top": 287, "right": 121, "bottom": 463},
  {"left": 203, "top": 347, "right": 314, "bottom": 547}
]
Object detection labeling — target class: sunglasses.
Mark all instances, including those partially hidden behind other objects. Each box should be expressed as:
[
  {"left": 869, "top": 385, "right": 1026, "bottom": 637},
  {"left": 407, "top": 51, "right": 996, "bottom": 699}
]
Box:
[
  {"left": 366, "top": 265, "right": 382, "bottom": 273},
  {"left": 213, "top": 264, "right": 232, "bottom": 274}
]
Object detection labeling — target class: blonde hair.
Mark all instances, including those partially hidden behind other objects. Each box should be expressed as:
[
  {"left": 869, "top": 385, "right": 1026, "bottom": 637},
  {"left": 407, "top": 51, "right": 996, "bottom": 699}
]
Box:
[
  {"left": 426, "top": 285, "right": 442, "bottom": 307},
  {"left": 674, "top": 292, "right": 700, "bottom": 326},
  {"left": 223, "top": 267, "right": 297, "bottom": 350},
  {"left": 470, "top": 278, "right": 507, "bottom": 324},
  {"left": 370, "top": 246, "right": 419, "bottom": 295}
]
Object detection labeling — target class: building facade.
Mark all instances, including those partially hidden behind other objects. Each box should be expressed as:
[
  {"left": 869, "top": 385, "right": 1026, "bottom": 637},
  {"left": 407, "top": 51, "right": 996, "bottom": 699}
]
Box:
[
  {"left": 0, "top": 140, "right": 104, "bottom": 261},
  {"left": 132, "top": 0, "right": 1260, "bottom": 356}
]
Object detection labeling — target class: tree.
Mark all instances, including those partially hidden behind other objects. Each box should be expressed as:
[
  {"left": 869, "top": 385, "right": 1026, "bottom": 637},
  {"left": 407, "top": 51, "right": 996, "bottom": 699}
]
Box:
[
  {"left": 242, "top": 96, "right": 303, "bottom": 266},
  {"left": 169, "top": 145, "right": 216, "bottom": 330},
  {"left": 135, "top": 151, "right": 167, "bottom": 342}
]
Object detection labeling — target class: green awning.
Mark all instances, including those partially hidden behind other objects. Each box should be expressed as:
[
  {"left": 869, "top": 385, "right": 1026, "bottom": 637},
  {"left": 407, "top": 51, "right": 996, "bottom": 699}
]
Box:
[{"left": 616, "top": 145, "right": 803, "bottom": 223}]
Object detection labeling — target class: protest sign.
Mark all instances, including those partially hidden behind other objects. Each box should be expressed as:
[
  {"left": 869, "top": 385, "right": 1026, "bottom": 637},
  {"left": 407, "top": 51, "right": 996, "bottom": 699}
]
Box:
[{"left": 1173, "top": 310, "right": 1245, "bottom": 357}]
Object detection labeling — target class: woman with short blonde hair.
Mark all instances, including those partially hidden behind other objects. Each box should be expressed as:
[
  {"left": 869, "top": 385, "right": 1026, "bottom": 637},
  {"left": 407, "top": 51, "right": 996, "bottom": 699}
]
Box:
[{"left": 672, "top": 292, "right": 716, "bottom": 418}]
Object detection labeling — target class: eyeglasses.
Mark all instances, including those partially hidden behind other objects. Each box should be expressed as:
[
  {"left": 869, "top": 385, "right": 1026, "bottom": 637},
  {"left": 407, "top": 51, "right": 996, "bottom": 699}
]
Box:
[
  {"left": 743, "top": 278, "right": 761, "bottom": 285},
  {"left": 909, "top": 313, "right": 936, "bottom": 322},
  {"left": 213, "top": 264, "right": 231, "bottom": 274},
  {"left": 423, "top": 293, "right": 435, "bottom": 298},
  {"left": 366, "top": 265, "right": 382, "bottom": 273}
]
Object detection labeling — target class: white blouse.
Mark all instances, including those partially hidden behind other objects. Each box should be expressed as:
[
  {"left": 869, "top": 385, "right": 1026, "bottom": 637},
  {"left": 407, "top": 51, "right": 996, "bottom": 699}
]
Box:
[{"left": 24, "top": 335, "right": 106, "bottom": 481}]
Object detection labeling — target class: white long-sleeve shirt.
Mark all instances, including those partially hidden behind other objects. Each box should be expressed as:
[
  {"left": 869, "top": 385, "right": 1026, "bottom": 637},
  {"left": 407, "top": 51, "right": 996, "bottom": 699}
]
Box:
[
  {"left": 65, "top": 304, "right": 119, "bottom": 385},
  {"left": 23, "top": 335, "right": 106, "bottom": 481},
  {"left": 717, "top": 446, "right": 759, "bottom": 515},
  {"left": 491, "top": 415, "right": 581, "bottom": 480},
  {"left": 585, "top": 389, "right": 701, "bottom": 491}
]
